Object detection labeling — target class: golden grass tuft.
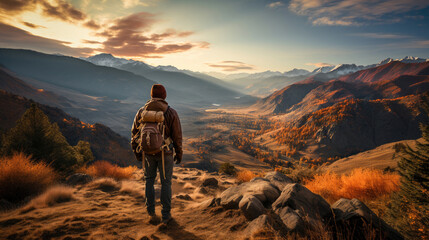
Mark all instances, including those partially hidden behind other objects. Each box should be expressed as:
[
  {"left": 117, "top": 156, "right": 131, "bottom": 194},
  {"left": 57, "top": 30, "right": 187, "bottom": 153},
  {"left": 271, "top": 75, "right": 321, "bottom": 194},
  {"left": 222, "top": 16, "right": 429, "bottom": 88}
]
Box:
[
  {"left": 0, "top": 153, "right": 57, "bottom": 202},
  {"left": 305, "top": 168, "right": 400, "bottom": 203},
  {"left": 80, "top": 160, "right": 136, "bottom": 180},
  {"left": 236, "top": 170, "right": 262, "bottom": 182},
  {"left": 26, "top": 185, "right": 74, "bottom": 209}
]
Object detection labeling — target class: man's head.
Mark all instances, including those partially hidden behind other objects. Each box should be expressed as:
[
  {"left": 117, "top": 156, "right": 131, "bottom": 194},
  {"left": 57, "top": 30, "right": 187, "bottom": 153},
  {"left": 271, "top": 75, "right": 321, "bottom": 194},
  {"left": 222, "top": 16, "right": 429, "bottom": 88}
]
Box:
[{"left": 151, "top": 84, "right": 167, "bottom": 99}]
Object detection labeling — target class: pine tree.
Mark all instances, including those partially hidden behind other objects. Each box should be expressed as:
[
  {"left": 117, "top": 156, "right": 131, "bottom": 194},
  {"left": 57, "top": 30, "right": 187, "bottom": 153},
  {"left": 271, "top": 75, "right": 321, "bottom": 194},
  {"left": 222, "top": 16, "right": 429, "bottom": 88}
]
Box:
[
  {"left": 74, "top": 140, "right": 94, "bottom": 165},
  {"left": 388, "top": 100, "right": 429, "bottom": 239},
  {"left": 1, "top": 104, "right": 79, "bottom": 172}
]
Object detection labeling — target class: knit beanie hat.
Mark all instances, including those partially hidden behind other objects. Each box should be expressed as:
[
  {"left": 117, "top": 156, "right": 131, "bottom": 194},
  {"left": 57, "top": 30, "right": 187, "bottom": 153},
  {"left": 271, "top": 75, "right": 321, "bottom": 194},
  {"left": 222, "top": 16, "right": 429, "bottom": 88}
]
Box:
[{"left": 151, "top": 84, "right": 167, "bottom": 99}]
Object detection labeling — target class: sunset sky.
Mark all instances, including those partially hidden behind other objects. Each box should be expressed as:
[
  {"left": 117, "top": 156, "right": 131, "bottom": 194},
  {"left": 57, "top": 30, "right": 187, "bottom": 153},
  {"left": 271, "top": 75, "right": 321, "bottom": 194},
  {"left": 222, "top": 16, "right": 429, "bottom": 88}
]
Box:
[{"left": 1, "top": 0, "right": 429, "bottom": 73}]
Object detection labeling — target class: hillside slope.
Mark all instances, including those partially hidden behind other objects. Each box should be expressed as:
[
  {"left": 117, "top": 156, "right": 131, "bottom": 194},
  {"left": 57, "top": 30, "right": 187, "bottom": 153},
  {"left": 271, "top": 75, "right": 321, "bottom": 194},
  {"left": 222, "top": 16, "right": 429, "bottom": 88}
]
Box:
[{"left": 0, "top": 91, "right": 136, "bottom": 166}]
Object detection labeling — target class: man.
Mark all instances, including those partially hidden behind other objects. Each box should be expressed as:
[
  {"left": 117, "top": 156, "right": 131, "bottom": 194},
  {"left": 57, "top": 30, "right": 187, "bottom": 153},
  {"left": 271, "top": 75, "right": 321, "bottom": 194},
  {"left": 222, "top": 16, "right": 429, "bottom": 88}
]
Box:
[{"left": 131, "top": 84, "right": 183, "bottom": 224}]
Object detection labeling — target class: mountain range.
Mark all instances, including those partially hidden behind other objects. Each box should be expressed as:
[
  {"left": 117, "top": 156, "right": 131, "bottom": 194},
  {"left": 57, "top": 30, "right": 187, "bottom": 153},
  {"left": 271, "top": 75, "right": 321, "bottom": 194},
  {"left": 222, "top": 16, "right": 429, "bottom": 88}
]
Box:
[
  {"left": 0, "top": 49, "right": 255, "bottom": 136},
  {"left": 254, "top": 61, "right": 429, "bottom": 157},
  {"left": 219, "top": 56, "right": 429, "bottom": 97}
]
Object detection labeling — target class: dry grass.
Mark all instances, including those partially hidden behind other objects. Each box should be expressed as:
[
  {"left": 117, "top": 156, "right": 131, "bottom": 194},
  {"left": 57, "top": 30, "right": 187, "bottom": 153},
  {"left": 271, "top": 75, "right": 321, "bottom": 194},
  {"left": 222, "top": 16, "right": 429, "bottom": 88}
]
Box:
[
  {"left": 26, "top": 186, "right": 74, "bottom": 208},
  {"left": 90, "top": 178, "right": 120, "bottom": 192},
  {"left": 305, "top": 168, "right": 400, "bottom": 203},
  {"left": 0, "top": 153, "right": 57, "bottom": 202},
  {"left": 80, "top": 161, "right": 136, "bottom": 180},
  {"left": 119, "top": 180, "right": 144, "bottom": 197},
  {"left": 236, "top": 170, "right": 262, "bottom": 182}
]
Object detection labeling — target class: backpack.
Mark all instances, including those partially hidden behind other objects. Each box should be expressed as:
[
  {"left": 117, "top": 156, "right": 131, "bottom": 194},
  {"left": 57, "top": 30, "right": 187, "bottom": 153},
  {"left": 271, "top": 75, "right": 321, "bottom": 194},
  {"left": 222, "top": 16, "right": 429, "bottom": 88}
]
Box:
[{"left": 138, "top": 109, "right": 167, "bottom": 154}]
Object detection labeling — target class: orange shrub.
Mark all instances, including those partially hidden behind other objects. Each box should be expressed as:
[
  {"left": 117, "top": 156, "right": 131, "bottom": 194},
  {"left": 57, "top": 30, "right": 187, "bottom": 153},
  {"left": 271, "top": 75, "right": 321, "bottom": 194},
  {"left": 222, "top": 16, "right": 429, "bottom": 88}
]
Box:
[
  {"left": 305, "top": 168, "right": 400, "bottom": 203},
  {"left": 0, "top": 153, "right": 57, "bottom": 202},
  {"left": 81, "top": 161, "right": 136, "bottom": 180},
  {"left": 236, "top": 170, "right": 261, "bottom": 182}
]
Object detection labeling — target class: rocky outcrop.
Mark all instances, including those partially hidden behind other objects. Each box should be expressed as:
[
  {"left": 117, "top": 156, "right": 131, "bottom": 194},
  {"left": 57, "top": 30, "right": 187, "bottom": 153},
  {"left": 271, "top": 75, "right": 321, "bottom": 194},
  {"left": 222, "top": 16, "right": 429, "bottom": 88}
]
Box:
[
  {"left": 218, "top": 173, "right": 403, "bottom": 239},
  {"left": 272, "top": 183, "right": 332, "bottom": 234},
  {"left": 239, "top": 195, "right": 265, "bottom": 220},
  {"left": 264, "top": 171, "right": 293, "bottom": 191},
  {"left": 332, "top": 198, "right": 404, "bottom": 240},
  {"left": 220, "top": 177, "right": 279, "bottom": 209}
]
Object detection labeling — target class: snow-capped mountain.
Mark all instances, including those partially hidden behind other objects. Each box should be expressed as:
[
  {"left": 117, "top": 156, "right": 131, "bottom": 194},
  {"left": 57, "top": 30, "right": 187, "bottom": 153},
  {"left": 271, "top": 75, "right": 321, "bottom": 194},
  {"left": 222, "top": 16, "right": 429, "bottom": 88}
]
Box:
[
  {"left": 310, "top": 65, "right": 335, "bottom": 75},
  {"left": 153, "top": 65, "right": 180, "bottom": 72},
  {"left": 284, "top": 68, "right": 311, "bottom": 77},
  {"left": 83, "top": 53, "right": 139, "bottom": 67}
]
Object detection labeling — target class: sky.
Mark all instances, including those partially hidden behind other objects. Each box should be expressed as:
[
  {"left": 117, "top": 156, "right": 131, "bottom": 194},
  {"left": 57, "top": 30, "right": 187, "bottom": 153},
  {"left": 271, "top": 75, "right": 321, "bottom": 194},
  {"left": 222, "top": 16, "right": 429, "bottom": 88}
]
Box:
[{"left": 1, "top": 0, "right": 429, "bottom": 73}]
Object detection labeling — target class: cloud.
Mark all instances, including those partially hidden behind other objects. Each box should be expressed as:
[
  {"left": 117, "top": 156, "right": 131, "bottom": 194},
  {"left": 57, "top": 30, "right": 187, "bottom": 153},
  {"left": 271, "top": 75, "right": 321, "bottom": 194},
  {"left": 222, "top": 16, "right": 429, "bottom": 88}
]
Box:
[
  {"left": 98, "top": 12, "right": 203, "bottom": 58},
  {"left": 306, "top": 62, "right": 333, "bottom": 68},
  {"left": 206, "top": 61, "right": 255, "bottom": 72},
  {"left": 0, "top": 22, "right": 93, "bottom": 56},
  {"left": 289, "top": 0, "right": 429, "bottom": 26},
  {"left": 22, "top": 21, "right": 45, "bottom": 28},
  {"left": 0, "top": 0, "right": 100, "bottom": 29},
  {"left": 267, "top": 1, "right": 284, "bottom": 8},
  {"left": 121, "top": 0, "right": 149, "bottom": 8},
  {"left": 351, "top": 32, "right": 411, "bottom": 39}
]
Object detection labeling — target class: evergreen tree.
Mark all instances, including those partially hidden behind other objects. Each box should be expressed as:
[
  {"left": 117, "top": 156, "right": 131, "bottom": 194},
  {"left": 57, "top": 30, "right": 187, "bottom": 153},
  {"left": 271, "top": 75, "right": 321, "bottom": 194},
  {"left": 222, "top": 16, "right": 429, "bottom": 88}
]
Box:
[
  {"left": 388, "top": 101, "right": 429, "bottom": 239},
  {"left": 1, "top": 104, "right": 78, "bottom": 172},
  {"left": 74, "top": 140, "right": 94, "bottom": 166}
]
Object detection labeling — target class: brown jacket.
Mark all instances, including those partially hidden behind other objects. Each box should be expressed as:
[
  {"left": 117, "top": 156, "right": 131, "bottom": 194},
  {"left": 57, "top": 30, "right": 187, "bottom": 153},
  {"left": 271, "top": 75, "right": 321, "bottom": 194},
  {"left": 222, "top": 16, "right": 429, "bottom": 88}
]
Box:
[{"left": 131, "top": 98, "right": 183, "bottom": 161}]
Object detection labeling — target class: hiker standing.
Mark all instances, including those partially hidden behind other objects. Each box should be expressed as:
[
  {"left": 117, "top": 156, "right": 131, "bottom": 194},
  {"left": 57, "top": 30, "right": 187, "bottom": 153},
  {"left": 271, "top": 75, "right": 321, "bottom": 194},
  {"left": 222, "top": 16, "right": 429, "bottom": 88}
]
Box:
[{"left": 131, "top": 84, "right": 183, "bottom": 224}]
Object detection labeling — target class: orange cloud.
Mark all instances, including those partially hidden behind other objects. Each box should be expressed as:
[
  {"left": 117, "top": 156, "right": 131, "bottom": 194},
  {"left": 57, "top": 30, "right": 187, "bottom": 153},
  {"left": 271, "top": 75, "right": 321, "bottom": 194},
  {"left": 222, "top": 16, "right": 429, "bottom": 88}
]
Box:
[
  {"left": 206, "top": 61, "right": 255, "bottom": 72},
  {"left": 305, "top": 62, "right": 333, "bottom": 67},
  {"left": 0, "top": 0, "right": 100, "bottom": 29},
  {"left": 98, "top": 12, "right": 202, "bottom": 58}
]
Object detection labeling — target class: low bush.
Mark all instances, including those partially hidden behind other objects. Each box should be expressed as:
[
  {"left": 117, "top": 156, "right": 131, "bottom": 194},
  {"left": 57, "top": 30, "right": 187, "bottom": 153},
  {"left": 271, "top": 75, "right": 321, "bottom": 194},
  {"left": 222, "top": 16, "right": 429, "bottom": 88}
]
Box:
[
  {"left": 304, "top": 168, "right": 400, "bottom": 203},
  {"left": 218, "top": 162, "right": 237, "bottom": 176},
  {"left": 0, "top": 153, "right": 57, "bottom": 202},
  {"left": 80, "top": 161, "right": 136, "bottom": 180},
  {"left": 236, "top": 170, "right": 262, "bottom": 182}
]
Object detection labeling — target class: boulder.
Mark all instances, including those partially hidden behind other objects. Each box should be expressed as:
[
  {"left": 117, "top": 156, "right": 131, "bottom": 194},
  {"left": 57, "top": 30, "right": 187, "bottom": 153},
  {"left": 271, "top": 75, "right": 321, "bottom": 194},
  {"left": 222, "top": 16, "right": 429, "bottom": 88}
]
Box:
[
  {"left": 239, "top": 195, "right": 265, "bottom": 220},
  {"left": 272, "top": 183, "right": 331, "bottom": 223},
  {"left": 264, "top": 171, "right": 293, "bottom": 191},
  {"left": 202, "top": 177, "right": 218, "bottom": 188},
  {"left": 66, "top": 173, "right": 93, "bottom": 186},
  {"left": 276, "top": 206, "right": 305, "bottom": 233},
  {"left": 220, "top": 179, "right": 280, "bottom": 209},
  {"left": 332, "top": 198, "right": 403, "bottom": 240}
]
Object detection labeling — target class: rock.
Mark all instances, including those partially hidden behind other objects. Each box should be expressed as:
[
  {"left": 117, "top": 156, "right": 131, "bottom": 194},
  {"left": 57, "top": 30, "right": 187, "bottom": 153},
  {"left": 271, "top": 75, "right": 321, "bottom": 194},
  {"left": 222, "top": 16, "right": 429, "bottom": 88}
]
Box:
[
  {"left": 238, "top": 195, "right": 265, "bottom": 220},
  {"left": 272, "top": 183, "right": 331, "bottom": 224},
  {"left": 198, "top": 187, "right": 208, "bottom": 194},
  {"left": 66, "top": 173, "right": 93, "bottom": 186},
  {"left": 332, "top": 198, "right": 403, "bottom": 240},
  {"left": 202, "top": 177, "right": 218, "bottom": 188},
  {"left": 264, "top": 171, "right": 293, "bottom": 191},
  {"left": 220, "top": 179, "right": 280, "bottom": 209},
  {"left": 243, "top": 214, "right": 286, "bottom": 239},
  {"left": 199, "top": 197, "right": 220, "bottom": 209},
  {"left": 175, "top": 194, "right": 192, "bottom": 200},
  {"left": 276, "top": 206, "right": 305, "bottom": 233}
]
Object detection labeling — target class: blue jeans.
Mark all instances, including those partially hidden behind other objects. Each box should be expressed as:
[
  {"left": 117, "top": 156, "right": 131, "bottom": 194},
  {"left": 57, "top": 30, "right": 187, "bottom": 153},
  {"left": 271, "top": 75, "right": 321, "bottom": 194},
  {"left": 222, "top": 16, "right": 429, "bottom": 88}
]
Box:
[{"left": 144, "top": 153, "right": 174, "bottom": 220}]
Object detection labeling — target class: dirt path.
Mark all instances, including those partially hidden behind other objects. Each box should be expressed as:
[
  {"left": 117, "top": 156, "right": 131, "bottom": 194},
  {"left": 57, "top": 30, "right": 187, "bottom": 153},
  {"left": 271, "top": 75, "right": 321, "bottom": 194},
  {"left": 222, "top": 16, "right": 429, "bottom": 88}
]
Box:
[{"left": 0, "top": 168, "right": 250, "bottom": 240}]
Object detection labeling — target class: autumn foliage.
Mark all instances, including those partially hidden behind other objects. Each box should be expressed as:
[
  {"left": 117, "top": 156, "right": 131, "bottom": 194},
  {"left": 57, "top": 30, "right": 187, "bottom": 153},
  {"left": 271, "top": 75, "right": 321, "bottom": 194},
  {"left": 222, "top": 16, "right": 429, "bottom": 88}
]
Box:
[
  {"left": 236, "top": 170, "right": 262, "bottom": 182},
  {"left": 80, "top": 161, "right": 136, "bottom": 180},
  {"left": 304, "top": 168, "right": 400, "bottom": 203},
  {"left": 0, "top": 153, "right": 57, "bottom": 203}
]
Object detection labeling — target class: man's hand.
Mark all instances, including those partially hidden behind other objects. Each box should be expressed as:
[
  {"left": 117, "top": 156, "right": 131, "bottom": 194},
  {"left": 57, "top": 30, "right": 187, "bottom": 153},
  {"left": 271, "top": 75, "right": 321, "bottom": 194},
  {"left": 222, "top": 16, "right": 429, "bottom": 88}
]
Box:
[{"left": 174, "top": 155, "right": 181, "bottom": 164}]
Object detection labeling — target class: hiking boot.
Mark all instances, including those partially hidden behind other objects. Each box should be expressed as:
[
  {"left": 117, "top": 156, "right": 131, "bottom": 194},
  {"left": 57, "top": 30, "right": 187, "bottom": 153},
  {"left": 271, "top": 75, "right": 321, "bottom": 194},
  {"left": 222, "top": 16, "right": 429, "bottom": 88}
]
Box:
[
  {"left": 148, "top": 213, "right": 160, "bottom": 225},
  {"left": 161, "top": 216, "right": 172, "bottom": 225}
]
